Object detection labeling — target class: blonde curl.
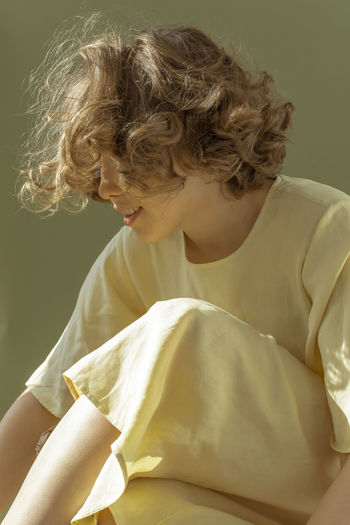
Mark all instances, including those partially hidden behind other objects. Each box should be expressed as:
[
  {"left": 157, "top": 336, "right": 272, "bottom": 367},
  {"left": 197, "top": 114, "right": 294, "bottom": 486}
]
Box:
[{"left": 16, "top": 14, "right": 295, "bottom": 214}]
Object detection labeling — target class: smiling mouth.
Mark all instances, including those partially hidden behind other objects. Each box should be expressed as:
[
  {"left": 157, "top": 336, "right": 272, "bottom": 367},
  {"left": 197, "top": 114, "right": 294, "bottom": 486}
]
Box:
[
  {"left": 114, "top": 206, "right": 143, "bottom": 226},
  {"left": 122, "top": 207, "right": 141, "bottom": 217}
]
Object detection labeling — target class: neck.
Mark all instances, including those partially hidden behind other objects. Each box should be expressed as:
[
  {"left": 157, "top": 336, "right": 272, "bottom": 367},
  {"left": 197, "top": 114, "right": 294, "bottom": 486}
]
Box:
[{"left": 183, "top": 180, "right": 274, "bottom": 264}]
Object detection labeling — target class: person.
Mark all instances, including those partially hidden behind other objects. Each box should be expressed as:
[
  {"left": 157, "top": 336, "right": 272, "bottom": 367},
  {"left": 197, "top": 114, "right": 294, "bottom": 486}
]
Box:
[{"left": 1, "top": 16, "right": 350, "bottom": 525}]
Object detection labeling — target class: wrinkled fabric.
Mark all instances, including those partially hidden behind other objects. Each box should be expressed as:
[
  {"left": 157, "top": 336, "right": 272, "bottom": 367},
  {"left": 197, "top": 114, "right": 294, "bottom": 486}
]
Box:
[
  {"left": 25, "top": 174, "right": 350, "bottom": 524},
  {"left": 63, "top": 299, "right": 341, "bottom": 524}
]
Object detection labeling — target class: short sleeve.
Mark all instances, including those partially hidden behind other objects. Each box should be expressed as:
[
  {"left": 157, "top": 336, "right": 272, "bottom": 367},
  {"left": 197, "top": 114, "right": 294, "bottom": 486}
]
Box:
[
  {"left": 302, "top": 198, "right": 350, "bottom": 453},
  {"left": 25, "top": 227, "right": 147, "bottom": 418}
]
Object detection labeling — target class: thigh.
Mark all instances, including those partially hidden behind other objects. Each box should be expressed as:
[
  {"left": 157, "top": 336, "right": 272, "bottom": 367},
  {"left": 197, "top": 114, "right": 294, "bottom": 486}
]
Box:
[
  {"left": 64, "top": 298, "right": 341, "bottom": 523},
  {"left": 108, "top": 478, "right": 258, "bottom": 525}
]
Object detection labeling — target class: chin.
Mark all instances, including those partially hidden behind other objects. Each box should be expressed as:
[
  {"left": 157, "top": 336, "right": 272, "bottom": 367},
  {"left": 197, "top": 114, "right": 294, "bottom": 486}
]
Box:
[{"left": 132, "top": 227, "right": 172, "bottom": 245}]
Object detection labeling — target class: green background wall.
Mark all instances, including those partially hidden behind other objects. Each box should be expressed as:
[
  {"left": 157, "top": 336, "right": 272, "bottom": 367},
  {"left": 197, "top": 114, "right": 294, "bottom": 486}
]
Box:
[{"left": 1, "top": 0, "right": 349, "bottom": 417}]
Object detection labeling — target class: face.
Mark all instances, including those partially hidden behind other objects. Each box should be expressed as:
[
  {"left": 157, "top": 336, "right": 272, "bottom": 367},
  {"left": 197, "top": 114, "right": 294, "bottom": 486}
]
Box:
[{"left": 97, "top": 154, "right": 224, "bottom": 244}]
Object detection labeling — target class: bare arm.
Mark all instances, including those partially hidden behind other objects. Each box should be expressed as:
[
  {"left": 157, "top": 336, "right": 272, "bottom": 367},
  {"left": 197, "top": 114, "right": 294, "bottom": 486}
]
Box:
[
  {"left": 0, "top": 388, "right": 61, "bottom": 514},
  {"left": 307, "top": 454, "right": 350, "bottom": 524},
  {"left": 2, "top": 394, "right": 120, "bottom": 525}
]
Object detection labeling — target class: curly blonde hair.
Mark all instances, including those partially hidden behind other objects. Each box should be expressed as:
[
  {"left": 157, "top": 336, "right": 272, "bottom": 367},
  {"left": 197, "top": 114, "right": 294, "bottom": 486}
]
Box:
[{"left": 17, "top": 15, "right": 295, "bottom": 214}]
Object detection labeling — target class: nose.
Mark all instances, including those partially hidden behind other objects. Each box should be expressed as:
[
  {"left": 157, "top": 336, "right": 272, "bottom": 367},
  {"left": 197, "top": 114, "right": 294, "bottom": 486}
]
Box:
[{"left": 97, "top": 157, "right": 124, "bottom": 200}]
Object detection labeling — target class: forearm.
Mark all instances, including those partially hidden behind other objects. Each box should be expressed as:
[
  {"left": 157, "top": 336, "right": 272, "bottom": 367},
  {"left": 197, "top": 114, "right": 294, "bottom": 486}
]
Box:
[
  {"left": 307, "top": 454, "right": 350, "bottom": 525},
  {"left": 2, "top": 394, "right": 120, "bottom": 525},
  {"left": 0, "top": 388, "right": 60, "bottom": 514}
]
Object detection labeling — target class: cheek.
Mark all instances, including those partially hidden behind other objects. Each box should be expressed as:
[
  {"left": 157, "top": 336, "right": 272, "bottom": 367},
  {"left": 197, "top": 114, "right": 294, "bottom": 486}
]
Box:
[
  {"left": 143, "top": 198, "right": 170, "bottom": 217},
  {"left": 141, "top": 190, "right": 187, "bottom": 225},
  {"left": 141, "top": 205, "right": 179, "bottom": 234}
]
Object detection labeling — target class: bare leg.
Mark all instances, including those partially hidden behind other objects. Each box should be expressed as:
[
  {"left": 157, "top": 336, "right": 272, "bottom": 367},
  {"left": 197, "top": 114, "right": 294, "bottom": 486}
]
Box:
[{"left": 2, "top": 395, "right": 120, "bottom": 525}]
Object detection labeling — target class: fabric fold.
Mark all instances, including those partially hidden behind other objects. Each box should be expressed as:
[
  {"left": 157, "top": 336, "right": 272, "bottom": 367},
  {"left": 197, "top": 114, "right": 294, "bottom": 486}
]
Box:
[{"left": 63, "top": 298, "right": 342, "bottom": 524}]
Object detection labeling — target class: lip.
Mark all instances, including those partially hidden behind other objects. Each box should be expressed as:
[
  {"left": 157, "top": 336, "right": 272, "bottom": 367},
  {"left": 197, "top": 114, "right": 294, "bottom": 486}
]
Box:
[{"left": 123, "top": 206, "right": 142, "bottom": 226}]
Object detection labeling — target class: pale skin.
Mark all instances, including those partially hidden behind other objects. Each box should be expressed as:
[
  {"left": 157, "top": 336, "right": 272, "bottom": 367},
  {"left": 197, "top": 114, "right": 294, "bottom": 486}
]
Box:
[
  {"left": 0, "top": 390, "right": 119, "bottom": 525},
  {"left": 98, "top": 154, "right": 276, "bottom": 264},
  {"left": 1, "top": 156, "right": 349, "bottom": 524}
]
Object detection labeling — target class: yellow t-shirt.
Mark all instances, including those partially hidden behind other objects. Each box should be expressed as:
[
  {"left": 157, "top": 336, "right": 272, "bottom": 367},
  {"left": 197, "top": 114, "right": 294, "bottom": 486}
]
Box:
[{"left": 25, "top": 174, "right": 350, "bottom": 523}]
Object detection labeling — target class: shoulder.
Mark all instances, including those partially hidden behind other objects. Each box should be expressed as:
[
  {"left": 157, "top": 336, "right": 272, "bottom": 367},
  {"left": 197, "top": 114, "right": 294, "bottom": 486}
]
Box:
[
  {"left": 286, "top": 176, "right": 350, "bottom": 296},
  {"left": 101, "top": 227, "right": 183, "bottom": 290},
  {"left": 272, "top": 174, "right": 350, "bottom": 239},
  {"left": 276, "top": 174, "right": 349, "bottom": 211}
]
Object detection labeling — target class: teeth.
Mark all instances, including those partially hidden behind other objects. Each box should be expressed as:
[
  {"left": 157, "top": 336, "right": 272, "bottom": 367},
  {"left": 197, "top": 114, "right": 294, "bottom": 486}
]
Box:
[{"left": 123, "top": 207, "right": 139, "bottom": 216}]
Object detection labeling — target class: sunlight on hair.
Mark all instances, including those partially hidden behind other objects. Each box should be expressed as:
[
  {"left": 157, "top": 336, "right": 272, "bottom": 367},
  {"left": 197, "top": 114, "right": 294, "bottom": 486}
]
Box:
[{"left": 16, "top": 13, "right": 295, "bottom": 215}]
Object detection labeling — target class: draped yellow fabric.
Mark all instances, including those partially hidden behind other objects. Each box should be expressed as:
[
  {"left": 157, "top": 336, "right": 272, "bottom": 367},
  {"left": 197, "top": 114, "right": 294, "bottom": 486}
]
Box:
[{"left": 25, "top": 175, "right": 350, "bottom": 524}]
